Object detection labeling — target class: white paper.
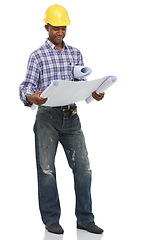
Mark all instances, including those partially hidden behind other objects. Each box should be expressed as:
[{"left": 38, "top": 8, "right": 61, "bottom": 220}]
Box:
[
  {"left": 31, "top": 76, "right": 117, "bottom": 110},
  {"left": 86, "top": 76, "right": 117, "bottom": 103}
]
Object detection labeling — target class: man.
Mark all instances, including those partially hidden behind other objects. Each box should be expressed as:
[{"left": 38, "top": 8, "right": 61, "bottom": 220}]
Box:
[{"left": 19, "top": 4, "right": 104, "bottom": 235}]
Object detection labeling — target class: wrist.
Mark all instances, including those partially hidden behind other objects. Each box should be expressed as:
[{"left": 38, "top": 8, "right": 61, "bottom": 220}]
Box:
[{"left": 26, "top": 94, "right": 32, "bottom": 103}]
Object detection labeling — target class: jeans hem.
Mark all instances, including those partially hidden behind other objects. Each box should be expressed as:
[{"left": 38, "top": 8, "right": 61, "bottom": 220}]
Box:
[
  {"left": 77, "top": 217, "right": 95, "bottom": 225},
  {"left": 44, "top": 219, "right": 60, "bottom": 226}
]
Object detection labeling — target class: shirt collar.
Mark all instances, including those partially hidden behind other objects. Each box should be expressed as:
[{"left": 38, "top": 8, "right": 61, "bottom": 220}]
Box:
[{"left": 45, "top": 38, "right": 69, "bottom": 50}]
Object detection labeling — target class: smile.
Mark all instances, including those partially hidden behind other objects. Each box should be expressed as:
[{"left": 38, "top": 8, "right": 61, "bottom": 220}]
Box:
[{"left": 56, "top": 37, "right": 63, "bottom": 40}]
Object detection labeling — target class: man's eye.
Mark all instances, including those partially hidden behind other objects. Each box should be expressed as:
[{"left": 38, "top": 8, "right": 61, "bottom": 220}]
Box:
[{"left": 53, "top": 27, "right": 66, "bottom": 31}]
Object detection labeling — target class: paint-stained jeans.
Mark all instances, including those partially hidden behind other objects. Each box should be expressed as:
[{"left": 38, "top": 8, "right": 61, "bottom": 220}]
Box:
[{"left": 34, "top": 106, "right": 94, "bottom": 226}]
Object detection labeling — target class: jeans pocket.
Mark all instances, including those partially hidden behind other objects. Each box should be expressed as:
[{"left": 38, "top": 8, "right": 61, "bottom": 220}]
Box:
[
  {"left": 70, "top": 114, "right": 81, "bottom": 131},
  {"left": 36, "top": 106, "right": 51, "bottom": 120}
]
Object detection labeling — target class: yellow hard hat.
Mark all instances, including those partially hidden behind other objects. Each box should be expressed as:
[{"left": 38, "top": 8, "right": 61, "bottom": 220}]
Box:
[{"left": 43, "top": 4, "right": 71, "bottom": 26}]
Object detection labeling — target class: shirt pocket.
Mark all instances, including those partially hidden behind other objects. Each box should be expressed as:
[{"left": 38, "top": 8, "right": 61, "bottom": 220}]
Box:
[{"left": 64, "top": 62, "right": 75, "bottom": 81}]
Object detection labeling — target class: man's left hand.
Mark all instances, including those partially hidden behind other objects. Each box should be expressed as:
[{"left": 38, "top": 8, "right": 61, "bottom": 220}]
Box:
[{"left": 92, "top": 91, "right": 105, "bottom": 101}]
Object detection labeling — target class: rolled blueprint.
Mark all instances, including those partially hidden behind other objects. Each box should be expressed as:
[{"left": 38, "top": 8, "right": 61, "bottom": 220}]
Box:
[
  {"left": 86, "top": 76, "right": 117, "bottom": 104},
  {"left": 74, "top": 66, "right": 92, "bottom": 79}
]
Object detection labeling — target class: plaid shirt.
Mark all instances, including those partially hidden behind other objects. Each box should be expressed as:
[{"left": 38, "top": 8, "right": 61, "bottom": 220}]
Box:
[{"left": 19, "top": 39, "right": 85, "bottom": 106}]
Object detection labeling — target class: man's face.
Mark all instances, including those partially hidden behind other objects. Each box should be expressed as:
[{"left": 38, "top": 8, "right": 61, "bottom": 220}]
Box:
[{"left": 45, "top": 24, "right": 67, "bottom": 46}]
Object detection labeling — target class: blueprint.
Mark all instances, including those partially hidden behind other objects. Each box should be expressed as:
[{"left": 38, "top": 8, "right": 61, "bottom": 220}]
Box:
[{"left": 31, "top": 76, "right": 117, "bottom": 109}]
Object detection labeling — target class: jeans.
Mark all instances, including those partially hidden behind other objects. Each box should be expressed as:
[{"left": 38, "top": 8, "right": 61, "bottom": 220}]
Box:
[{"left": 33, "top": 106, "right": 94, "bottom": 226}]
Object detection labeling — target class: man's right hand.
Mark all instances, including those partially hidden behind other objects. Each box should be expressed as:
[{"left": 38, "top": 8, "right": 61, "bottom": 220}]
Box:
[{"left": 26, "top": 92, "right": 48, "bottom": 106}]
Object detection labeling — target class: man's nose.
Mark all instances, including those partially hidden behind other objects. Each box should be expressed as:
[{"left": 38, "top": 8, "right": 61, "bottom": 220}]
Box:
[{"left": 57, "top": 30, "right": 63, "bottom": 35}]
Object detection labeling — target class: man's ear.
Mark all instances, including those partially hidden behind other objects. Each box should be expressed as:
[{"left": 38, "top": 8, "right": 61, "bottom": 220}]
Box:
[{"left": 45, "top": 24, "right": 49, "bottom": 32}]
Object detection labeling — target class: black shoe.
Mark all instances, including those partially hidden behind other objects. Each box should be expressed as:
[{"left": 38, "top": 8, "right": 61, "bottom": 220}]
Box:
[
  {"left": 77, "top": 222, "right": 104, "bottom": 234},
  {"left": 46, "top": 223, "right": 64, "bottom": 234}
]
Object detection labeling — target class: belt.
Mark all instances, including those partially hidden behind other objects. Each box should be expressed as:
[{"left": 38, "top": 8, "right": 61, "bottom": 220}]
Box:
[{"left": 54, "top": 104, "right": 76, "bottom": 111}]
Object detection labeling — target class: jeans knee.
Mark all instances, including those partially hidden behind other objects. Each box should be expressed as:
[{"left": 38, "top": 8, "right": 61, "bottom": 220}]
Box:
[
  {"left": 39, "top": 162, "right": 55, "bottom": 177},
  {"left": 43, "top": 169, "right": 54, "bottom": 176}
]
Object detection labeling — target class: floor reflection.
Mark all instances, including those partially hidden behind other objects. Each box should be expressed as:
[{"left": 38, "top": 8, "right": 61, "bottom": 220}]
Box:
[
  {"left": 77, "top": 229, "right": 103, "bottom": 240},
  {"left": 43, "top": 229, "right": 64, "bottom": 240},
  {"left": 43, "top": 228, "right": 103, "bottom": 240}
]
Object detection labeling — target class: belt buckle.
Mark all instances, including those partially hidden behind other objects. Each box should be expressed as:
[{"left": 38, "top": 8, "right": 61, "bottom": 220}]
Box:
[{"left": 61, "top": 105, "right": 70, "bottom": 111}]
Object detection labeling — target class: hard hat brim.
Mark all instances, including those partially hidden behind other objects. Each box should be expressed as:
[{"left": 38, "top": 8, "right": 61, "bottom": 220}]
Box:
[{"left": 43, "top": 18, "right": 71, "bottom": 26}]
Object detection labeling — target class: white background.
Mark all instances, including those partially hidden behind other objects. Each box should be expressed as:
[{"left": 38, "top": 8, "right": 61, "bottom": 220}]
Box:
[{"left": 1, "top": 0, "right": 151, "bottom": 240}]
